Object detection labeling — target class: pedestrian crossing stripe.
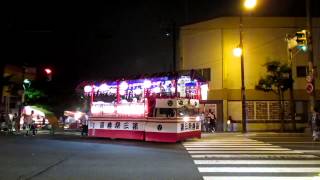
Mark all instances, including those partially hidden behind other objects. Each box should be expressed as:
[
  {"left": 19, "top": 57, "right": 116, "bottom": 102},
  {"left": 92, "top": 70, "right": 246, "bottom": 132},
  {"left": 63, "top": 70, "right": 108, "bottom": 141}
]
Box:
[
  {"left": 202, "top": 176, "right": 320, "bottom": 180},
  {"left": 184, "top": 137, "right": 320, "bottom": 179},
  {"left": 194, "top": 160, "right": 320, "bottom": 165},
  {"left": 191, "top": 154, "right": 318, "bottom": 159},
  {"left": 186, "top": 147, "right": 291, "bottom": 151},
  {"left": 185, "top": 141, "right": 262, "bottom": 143},
  {"left": 198, "top": 167, "right": 320, "bottom": 173},
  {"left": 188, "top": 150, "right": 301, "bottom": 154},
  {"left": 184, "top": 144, "right": 275, "bottom": 147},
  {"left": 295, "top": 150, "right": 320, "bottom": 153}
]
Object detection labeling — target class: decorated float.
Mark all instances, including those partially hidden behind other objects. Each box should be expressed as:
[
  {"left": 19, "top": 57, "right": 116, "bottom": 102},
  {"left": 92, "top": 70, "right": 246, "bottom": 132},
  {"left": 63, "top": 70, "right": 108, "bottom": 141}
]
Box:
[{"left": 78, "top": 71, "right": 208, "bottom": 142}]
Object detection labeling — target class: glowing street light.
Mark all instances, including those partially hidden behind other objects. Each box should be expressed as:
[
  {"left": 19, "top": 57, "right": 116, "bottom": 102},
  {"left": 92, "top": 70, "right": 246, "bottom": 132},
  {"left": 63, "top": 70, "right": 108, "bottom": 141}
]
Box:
[
  {"left": 233, "top": 47, "right": 243, "bottom": 57},
  {"left": 244, "top": 0, "right": 257, "bottom": 10},
  {"left": 23, "top": 79, "right": 31, "bottom": 84}
]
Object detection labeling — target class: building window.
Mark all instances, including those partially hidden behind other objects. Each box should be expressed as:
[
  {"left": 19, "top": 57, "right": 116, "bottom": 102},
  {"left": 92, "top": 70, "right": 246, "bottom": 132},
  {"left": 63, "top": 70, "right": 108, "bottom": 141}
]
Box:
[
  {"left": 296, "top": 66, "right": 308, "bottom": 77},
  {"left": 247, "top": 101, "right": 254, "bottom": 120},
  {"left": 203, "top": 68, "right": 211, "bottom": 81},
  {"left": 195, "top": 68, "right": 211, "bottom": 81},
  {"left": 100, "top": 122, "right": 104, "bottom": 128},
  {"left": 256, "top": 102, "right": 268, "bottom": 120}
]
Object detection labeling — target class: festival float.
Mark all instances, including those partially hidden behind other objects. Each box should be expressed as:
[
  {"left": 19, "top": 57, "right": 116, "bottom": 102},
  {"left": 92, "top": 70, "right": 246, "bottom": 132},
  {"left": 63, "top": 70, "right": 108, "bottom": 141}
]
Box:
[{"left": 78, "top": 71, "right": 208, "bottom": 142}]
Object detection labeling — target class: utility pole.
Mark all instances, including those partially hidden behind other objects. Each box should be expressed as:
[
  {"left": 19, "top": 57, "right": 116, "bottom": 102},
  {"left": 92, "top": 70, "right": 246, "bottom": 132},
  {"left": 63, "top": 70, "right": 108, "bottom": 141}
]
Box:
[
  {"left": 239, "top": 15, "right": 247, "bottom": 133},
  {"left": 287, "top": 46, "right": 296, "bottom": 131},
  {"left": 306, "top": 0, "right": 316, "bottom": 125}
]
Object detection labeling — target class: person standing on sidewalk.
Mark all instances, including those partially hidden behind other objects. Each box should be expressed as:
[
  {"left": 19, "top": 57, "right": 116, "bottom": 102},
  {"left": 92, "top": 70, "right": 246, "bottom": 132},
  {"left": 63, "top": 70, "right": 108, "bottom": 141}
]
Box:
[
  {"left": 199, "top": 111, "right": 206, "bottom": 132},
  {"left": 25, "top": 110, "right": 34, "bottom": 136},
  {"left": 13, "top": 113, "right": 20, "bottom": 133},
  {"left": 312, "top": 107, "right": 320, "bottom": 141},
  {"left": 80, "top": 115, "right": 88, "bottom": 136},
  {"left": 227, "top": 116, "right": 234, "bottom": 132},
  {"left": 207, "top": 109, "right": 216, "bottom": 132}
]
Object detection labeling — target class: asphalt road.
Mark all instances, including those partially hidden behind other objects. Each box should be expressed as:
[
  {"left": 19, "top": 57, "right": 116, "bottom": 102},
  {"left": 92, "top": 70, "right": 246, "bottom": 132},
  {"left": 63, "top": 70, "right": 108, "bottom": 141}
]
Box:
[
  {"left": 0, "top": 132, "right": 319, "bottom": 180},
  {"left": 0, "top": 134, "right": 200, "bottom": 180}
]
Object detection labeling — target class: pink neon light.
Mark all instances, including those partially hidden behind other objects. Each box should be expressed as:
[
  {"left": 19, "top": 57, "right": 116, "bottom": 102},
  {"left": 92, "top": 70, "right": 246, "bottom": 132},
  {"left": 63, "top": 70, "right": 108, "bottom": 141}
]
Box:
[
  {"left": 117, "top": 103, "right": 145, "bottom": 115},
  {"left": 91, "top": 102, "right": 145, "bottom": 116},
  {"left": 84, "top": 85, "right": 92, "bottom": 93}
]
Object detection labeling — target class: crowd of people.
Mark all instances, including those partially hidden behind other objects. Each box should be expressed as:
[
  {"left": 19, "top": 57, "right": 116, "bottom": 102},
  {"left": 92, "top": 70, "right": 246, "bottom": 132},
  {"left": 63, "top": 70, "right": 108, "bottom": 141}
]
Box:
[
  {"left": 0, "top": 110, "right": 49, "bottom": 136},
  {"left": 200, "top": 109, "right": 217, "bottom": 133},
  {"left": 199, "top": 110, "right": 235, "bottom": 132},
  {"left": 0, "top": 113, "right": 20, "bottom": 135}
]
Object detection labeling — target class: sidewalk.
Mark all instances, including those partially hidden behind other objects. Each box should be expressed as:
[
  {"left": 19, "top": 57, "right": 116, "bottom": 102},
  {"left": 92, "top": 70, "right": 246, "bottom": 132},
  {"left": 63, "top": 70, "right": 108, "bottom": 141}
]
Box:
[
  {"left": 37, "top": 129, "right": 81, "bottom": 136},
  {"left": 5, "top": 129, "right": 82, "bottom": 136},
  {"left": 201, "top": 131, "right": 311, "bottom": 138}
]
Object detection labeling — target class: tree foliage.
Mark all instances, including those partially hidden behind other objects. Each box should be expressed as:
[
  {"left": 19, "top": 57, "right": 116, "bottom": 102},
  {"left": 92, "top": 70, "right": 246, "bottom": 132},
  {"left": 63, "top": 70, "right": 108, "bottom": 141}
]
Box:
[
  {"left": 24, "top": 88, "right": 46, "bottom": 103},
  {"left": 256, "top": 60, "right": 293, "bottom": 94},
  {"left": 255, "top": 60, "right": 293, "bottom": 132}
]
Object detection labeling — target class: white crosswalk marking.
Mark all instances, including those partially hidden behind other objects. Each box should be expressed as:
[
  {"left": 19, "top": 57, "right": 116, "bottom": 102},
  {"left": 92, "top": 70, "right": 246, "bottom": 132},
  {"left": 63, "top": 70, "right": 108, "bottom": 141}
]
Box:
[
  {"left": 191, "top": 154, "right": 318, "bottom": 158},
  {"left": 186, "top": 147, "right": 291, "bottom": 150},
  {"left": 183, "top": 137, "right": 320, "bottom": 179},
  {"left": 198, "top": 167, "right": 320, "bottom": 173},
  {"left": 194, "top": 160, "right": 320, "bottom": 165},
  {"left": 203, "top": 177, "right": 320, "bottom": 180},
  {"left": 188, "top": 150, "right": 300, "bottom": 154}
]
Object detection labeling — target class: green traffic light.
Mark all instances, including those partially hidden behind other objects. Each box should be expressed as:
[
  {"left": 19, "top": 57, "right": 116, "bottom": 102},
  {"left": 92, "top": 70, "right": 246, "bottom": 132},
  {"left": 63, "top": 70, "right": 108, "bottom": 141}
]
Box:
[
  {"left": 301, "top": 45, "right": 308, "bottom": 52},
  {"left": 295, "top": 30, "right": 307, "bottom": 47},
  {"left": 23, "top": 79, "right": 31, "bottom": 84}
]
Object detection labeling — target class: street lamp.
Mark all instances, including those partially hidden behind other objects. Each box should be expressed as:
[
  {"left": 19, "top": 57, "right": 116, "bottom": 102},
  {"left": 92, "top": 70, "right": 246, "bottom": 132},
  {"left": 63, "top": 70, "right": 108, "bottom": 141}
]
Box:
[
  {"left": 21, "top": 79, "right": 31, "bottom": 105},
  {"left": 235, "top": 0, "right": 257, "bottom": 133},
  {"left": 244, "top": 0, "right": 256, "bottom": 10},
  {"left": 233, "top": 47, "right": 242, "bottom": 57}
]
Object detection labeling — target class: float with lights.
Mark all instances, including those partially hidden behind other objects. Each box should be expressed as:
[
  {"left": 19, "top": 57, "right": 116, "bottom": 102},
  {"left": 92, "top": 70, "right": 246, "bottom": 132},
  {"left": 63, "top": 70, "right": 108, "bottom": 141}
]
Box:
[{"left": 78, "top": 71, "right": 208, "bottom": 142}]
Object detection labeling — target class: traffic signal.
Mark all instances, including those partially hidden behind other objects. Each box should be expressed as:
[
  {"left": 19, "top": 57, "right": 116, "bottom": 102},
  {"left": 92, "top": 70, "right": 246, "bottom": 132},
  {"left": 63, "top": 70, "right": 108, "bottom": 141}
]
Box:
[
  {"left": 295, "top": 30, "right": 307, "bottom": 51},
  {"left": 44, "top": 68, "right": 52, "bottom": 81}
]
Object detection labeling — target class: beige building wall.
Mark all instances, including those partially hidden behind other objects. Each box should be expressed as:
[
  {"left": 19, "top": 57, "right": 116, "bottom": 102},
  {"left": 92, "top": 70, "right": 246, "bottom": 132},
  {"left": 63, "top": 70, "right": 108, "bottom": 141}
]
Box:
[{"left": 180, "top": 17, "right": 320, "bottom": 131}]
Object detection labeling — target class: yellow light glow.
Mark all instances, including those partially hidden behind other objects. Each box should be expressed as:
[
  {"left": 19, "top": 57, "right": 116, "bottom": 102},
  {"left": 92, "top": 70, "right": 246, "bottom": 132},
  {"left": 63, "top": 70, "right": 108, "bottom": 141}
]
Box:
[
  {"left": 244, "top": 0, "right": 256, "bottom": 9},
  {"left": 233, "top": 47, "right": 242, "bottom": 57}
]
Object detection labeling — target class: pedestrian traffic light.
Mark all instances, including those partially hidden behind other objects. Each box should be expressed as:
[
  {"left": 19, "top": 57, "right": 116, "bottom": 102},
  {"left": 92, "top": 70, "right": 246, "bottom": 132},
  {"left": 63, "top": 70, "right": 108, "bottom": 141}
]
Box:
[
  {"left": 295, "top": 30, "right": 307, "bottom": 51},
  {"left": 44, "top": 68, "right": 52, "bottom": 81}
]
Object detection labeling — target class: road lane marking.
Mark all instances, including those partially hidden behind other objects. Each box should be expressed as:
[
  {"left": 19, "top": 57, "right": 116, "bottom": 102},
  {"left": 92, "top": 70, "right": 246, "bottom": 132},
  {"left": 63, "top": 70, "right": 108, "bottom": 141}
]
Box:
[
  {"left": 194, "top": 159, "right": 320, "bottom": 165},
  {"left": 185, "top": 137, "right": 320, "bottom": 180},
  {"left": 183, "top": 143, "right": 277, "bottom": 147},
  {"left": 186, "top": 147, "right": 290, "bottom": 151},
  {"left": 198, "top": 167, "right": 320, "bottom": 173},
  {"left": 188, "top": 150, "right": 301, "bottom": 154},
  {"left": 191, "top": 154, "right": 318, "bottom": 158},
  {"left": 203, "top": 176, "right": 320, "bottom": 180},
  {"left": 251, "top": 141, "right": 320, "bottom": 144},
  {"left": 184, "top": 145, "right": 282, "bottom": 148}
]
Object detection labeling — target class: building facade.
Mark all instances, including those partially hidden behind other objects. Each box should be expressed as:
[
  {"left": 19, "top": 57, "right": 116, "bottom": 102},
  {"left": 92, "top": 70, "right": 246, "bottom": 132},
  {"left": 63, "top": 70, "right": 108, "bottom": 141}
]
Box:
[
  {"left": 1, "top": 64, "right": 36, "bottom": 114},
  {"left": 179, "top": 17, "right": 320, "bottom": 132}
]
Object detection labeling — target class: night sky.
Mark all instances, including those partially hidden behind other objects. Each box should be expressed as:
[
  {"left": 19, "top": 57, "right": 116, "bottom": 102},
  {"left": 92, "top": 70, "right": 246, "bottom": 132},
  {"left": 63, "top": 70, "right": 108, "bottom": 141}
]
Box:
[{"left": 5, "top": 0, "right": 319, "bottom": 92}]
